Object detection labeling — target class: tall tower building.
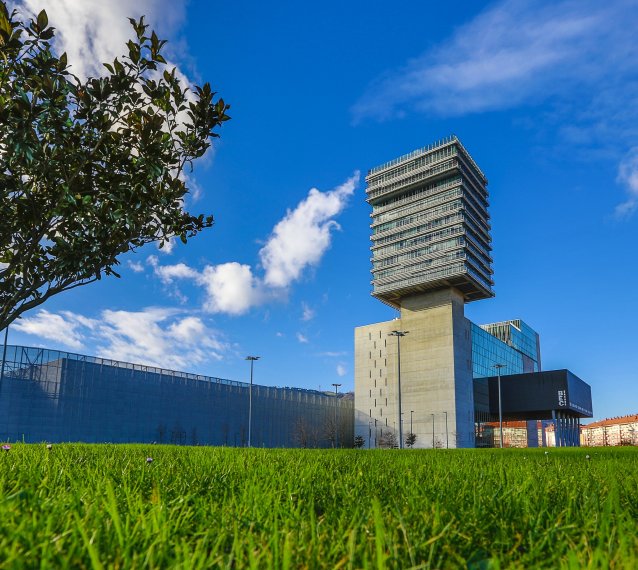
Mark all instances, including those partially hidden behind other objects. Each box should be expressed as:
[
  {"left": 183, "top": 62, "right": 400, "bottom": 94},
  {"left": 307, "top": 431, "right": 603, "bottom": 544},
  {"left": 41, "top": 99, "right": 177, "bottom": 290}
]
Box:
[
  {"left": 355, "top": 136, "right": 493, "bottom": 448},
  {"left": 355, "top": 135, "right": 592, "bottom": 449},
  {"left": 367, "top": 135, "right": 494, "bottom": 307}
]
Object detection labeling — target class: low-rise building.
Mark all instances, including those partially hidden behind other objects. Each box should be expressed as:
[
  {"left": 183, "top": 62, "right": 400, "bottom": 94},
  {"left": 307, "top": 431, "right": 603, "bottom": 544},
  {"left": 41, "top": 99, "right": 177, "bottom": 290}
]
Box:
[{"left": 580, "top": 414, "right": 638, "bottom": 446}]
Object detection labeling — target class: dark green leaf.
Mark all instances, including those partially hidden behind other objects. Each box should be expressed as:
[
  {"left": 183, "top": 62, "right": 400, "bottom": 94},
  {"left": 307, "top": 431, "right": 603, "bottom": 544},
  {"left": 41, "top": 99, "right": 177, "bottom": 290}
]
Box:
[{"left": 36, "top": 9, "right": 48, "bottom": 31}]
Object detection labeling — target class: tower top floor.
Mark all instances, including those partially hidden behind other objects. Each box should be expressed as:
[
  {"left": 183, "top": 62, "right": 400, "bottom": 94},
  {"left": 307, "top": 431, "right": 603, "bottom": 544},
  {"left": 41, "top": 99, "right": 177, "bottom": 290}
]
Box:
[{"left": 366, "top": 136, "right": 494, "bottom": 308}]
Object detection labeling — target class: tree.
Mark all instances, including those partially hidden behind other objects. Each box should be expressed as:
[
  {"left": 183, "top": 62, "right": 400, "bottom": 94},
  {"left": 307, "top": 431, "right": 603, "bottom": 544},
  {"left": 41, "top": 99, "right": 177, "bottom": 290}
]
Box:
[
  {"left": 353, "top": 435, "right": 365, "bottom": 448},
  {"left": 323, "top": 417, "right": 337, "bottom": 448},
  {"left": 0, "top": 4, "right": 230, "bottom": 330},
  {"left": 379, "top": 430, "right": 398, "bottom": 449},
  {"left": 405, "top": 432, "right": 417, "bottom": 448},
  {"left": 292, "top": 416, "right": 311, "bottom": 449}
]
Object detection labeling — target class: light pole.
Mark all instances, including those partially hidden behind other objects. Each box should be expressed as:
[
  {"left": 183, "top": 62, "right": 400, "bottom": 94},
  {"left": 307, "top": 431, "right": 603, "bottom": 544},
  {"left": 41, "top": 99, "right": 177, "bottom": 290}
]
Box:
[
  {"left": 410, "top": 410, "right": 414, "bottom": 437},
  {"left": 0, "top": 325, "right": 9, "bottom": 393},
  {"left": 245, "top": 356, "right": 260, "bottom": 447},
  {"left": 444, "top": 411, "right": 449, "bottom": 449},
  {"left": 332, "top": 383, "right": 341, "bottom": 448},
  {"left": 493, "top": 364, "right": 506, "bottom": 449},
  {"left": 431, "top": 413, "right": 435, "bottom": 448},
  {"left": 388, "top": 330, "right": 408, "bottom": 449}
]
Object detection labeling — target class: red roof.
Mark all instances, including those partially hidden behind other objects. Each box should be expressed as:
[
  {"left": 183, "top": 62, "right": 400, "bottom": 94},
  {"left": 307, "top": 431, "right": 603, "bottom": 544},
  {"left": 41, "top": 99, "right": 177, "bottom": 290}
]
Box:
[{"left": 582, "top": 413, "right": 638, "bottom": 429}]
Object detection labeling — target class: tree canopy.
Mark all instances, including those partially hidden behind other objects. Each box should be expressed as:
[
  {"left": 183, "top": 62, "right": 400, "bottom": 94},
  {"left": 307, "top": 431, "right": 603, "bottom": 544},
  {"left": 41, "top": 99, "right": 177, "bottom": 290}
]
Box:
[{"left": 0, "top": 3, "right": 230, "bottom": 330}]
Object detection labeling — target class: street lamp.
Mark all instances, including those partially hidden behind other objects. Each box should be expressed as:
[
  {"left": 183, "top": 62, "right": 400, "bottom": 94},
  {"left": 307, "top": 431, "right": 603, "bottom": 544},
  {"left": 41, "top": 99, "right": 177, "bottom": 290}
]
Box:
[
  {"left": 388, "top": 330, "right": 409, "bottom": 449},
  {"left": 431, "top": 413, "right": 435, "bottom": 448},
  {"left": 245, "top": 356, "right": 260, "bottom": 447},
  {"left": 410, "top": 410, "right": 414, "bottom": 437},
  {"left": 0, "top": 325, "right": 9, "bottom": 393},
  {"left": 331, "top": 383, "right": 341, "bottom": 448},
  {"left": 493, "top": 364, "right": 506, "bottom": 449},
  {"left": 444, "top": 411, "right": 449, "bottom": 449}
]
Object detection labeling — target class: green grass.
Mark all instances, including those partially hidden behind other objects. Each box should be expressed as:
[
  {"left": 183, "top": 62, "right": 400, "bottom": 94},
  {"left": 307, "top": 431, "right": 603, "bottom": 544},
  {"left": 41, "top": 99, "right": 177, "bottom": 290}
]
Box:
[{"left": 0, "top": 445, "right": 636, "bottom": 568}]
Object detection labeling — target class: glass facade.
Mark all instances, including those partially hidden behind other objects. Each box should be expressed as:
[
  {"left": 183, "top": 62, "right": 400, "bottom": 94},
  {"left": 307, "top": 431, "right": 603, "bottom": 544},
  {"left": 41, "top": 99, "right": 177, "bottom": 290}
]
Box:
[
  {"left": 471, "top": 319, "right": 541, "bottom": 447},
  {"left": 471, "top": 320, "right": 540, "bottom": 379},
  {"left": 0, "top": 345, "right": 353, "bottom": 447},
  {"left": 366, "top": 135, "right": 494, "bottom": 307}
]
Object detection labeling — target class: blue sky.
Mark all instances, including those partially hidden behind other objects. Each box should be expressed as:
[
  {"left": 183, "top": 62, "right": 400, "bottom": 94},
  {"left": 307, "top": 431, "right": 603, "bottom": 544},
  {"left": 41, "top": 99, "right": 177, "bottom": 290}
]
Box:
[{"left": 9, "top": 0, "right": 638, "bottom": 421}]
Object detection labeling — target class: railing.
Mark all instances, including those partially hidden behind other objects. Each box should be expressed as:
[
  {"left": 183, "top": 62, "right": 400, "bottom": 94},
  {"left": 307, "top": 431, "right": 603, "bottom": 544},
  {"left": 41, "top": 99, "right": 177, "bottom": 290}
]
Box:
[
  {"left": 371, "top": 184, "right": 463, "bottom": 221},
  {"left": 0, "top": 345, "right": 345, "bottom": 402},
  {"left": 372, "top": 262, "right": 467, "bottom": 293},
  {"left": 367, "top": 135, "right": 458, "bottom": 176},
  {"left": 367, "top": 158, "right": 459, "bottom": 201}
]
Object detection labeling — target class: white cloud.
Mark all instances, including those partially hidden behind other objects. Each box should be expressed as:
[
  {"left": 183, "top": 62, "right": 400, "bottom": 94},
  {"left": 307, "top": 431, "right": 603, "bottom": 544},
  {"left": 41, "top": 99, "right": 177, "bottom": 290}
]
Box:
[
  {"left": 155, "top": 262, "right": 199, "bottom": 284},
  {"left": 150, "top": 174, "right": 359, "bottom": 315},
  {"left": 301, "top": 302, "right": 315, "bottom": 322},
  {"left": 296, "top": 332, "right": 309, "bottom": 344},
  {"left": 12, "top": 310, "right": 88, "bottom": 350},
  {"left": 199, "top": 263, "right": 264, "bottom": 315},
  {"left": 17, "top": 0, "right": 187, "bottom": 80},
  {"left": 336, "top": 364, "right": 347, "bottom": 377},
  {"left": 260, "top": 173, "right": 359, "bottom": 288},
  {"left": 353, "top": 0, "right": 636, "bottom": 121},
  {"left": 13, "top": 307, "right": 228, "bottom": 370},
  {"left": 127, "top": 260, "right": 145, "bottom": 273},
  {"left": 616, "top": 148, "right": 638, "bottom": 218},
  {"left": 319, "top": 351, "right": 347, "bottom": 358}
]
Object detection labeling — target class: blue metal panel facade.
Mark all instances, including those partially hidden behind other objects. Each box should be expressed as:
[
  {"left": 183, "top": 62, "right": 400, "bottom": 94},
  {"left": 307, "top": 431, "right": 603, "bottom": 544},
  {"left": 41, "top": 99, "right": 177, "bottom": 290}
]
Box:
[{"left": 0, "top": 346, "right": 353, "bottom": 447}]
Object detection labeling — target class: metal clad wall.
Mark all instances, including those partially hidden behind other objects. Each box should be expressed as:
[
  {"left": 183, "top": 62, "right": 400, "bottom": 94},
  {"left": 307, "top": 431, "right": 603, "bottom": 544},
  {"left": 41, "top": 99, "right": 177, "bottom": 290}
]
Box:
[
  {"left": 0, "top": 346, "right": 353, "bottom": 447},
  {"left": 486, "top": 370, "right": 593, "bottom": 419}
]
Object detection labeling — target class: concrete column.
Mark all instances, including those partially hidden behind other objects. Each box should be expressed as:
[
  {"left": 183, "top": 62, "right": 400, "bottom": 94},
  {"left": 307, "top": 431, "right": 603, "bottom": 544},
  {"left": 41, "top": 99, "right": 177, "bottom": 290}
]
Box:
[
  {"left": 399, "top": 289, "right": 475, "bottom": 448},
  {"left": 526, "top": 420, "right": 539, "bottom": 447}
]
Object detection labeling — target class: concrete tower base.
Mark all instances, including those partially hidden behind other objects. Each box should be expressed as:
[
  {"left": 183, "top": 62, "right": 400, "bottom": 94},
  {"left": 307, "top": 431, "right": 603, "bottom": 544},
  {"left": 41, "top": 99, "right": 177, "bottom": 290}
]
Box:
[{"left": 354, "top": 288, "right": 475, "bottom": 449}]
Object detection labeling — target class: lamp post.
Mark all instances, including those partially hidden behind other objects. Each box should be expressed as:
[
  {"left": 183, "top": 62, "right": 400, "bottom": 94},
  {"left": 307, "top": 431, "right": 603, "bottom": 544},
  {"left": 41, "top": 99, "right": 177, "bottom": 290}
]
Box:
[
  {"left": 493, "top": 364, "right": 506, "bottom": 449},
  {"left": 410, "top": 410, "right": 414, "bottom": 437},
  {"left": 444, "top": 411, "right": 449, "bottom": 449},
  {"left": 0, "top": 325, "right": 9, "bottom": 394},
  {"left": 245, "top": 356, "right": 260, "bottom": 447},
  {"left": 388, "top": 330, "right": 408, "bottom": 449},
  {"left": 431, "top": 413, "right": 435, "bottom": 448},
  {"left": 331, "top": 383, "right": 341, "bottom": 448}
]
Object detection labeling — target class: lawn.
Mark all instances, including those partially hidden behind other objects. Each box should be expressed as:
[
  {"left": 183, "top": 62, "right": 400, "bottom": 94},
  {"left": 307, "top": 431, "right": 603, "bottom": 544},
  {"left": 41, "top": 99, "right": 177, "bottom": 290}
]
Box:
[{"left": 0, "top": 445, "right": 636, "bottom": 568}]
